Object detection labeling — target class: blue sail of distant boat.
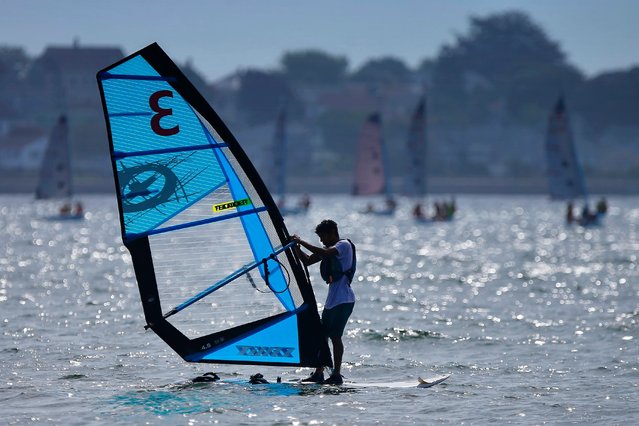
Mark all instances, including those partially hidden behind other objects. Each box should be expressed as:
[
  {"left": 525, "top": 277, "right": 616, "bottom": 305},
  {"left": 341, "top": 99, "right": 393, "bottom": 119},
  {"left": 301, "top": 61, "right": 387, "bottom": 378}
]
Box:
[
  {"left": 545, "top": 96, "right": 588, "bottom": 202},
  {"left": 96, "top": 43, "right": 331, "bottom": 367},
  {"left": 404, "top": 96, "right": 427, "bottom": 197}
]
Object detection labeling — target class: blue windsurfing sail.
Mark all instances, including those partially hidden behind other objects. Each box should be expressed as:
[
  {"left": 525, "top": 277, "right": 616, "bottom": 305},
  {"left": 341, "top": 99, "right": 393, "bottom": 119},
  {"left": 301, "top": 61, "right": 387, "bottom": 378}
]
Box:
[
  {"left": 545, "top": 96, "right": 588, "bottom": 202},
  {"left": 97, "top": 43, "right": 331, "bottom": 367}
]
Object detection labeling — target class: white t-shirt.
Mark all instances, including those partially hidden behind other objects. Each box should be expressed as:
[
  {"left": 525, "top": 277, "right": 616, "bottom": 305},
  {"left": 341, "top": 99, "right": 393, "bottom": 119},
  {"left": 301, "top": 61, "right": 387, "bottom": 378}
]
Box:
[{"left": 324, "top": 239, "right": 356, "bottom": 309}]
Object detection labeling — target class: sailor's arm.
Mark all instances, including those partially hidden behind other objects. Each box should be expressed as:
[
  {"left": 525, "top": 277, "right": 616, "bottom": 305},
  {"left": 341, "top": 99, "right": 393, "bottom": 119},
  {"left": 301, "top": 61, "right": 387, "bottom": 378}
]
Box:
[
  {"left": 294, "top": 245, "right": 321, "bottom": 266},
  {"left": 291, "top": 235, "right": 337, "bottom": 264}
]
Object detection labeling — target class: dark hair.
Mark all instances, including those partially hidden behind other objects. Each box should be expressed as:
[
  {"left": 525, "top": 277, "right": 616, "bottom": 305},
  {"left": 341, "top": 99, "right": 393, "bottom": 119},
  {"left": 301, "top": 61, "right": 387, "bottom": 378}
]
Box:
[{"left": 315, "top": 219, "right": 338, "bottom": 236}]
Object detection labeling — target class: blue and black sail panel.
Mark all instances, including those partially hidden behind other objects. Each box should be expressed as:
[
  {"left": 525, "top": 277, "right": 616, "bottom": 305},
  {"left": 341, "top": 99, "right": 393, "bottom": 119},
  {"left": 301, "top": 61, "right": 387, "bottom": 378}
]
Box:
[{"left": 97, "top": 43, "right": 331, "bottom": 367}]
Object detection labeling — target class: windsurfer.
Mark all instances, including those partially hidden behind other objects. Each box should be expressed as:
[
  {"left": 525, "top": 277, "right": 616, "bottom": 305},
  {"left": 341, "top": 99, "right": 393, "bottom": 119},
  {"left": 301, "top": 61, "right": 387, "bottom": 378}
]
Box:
[{"left": 292, "top": 219, "right": 356, "bottom": 385}]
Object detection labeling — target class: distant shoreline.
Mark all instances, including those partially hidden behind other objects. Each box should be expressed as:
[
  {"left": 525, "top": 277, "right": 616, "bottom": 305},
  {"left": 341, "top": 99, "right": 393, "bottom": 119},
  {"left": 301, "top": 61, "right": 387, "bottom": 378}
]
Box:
[{"left": 1, "top": 172, "right": 636, "bottom": 195}]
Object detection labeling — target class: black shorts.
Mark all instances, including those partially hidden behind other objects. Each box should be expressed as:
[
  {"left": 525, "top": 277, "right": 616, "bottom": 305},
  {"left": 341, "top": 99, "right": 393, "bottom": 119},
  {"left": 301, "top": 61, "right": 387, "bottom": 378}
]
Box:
[{"left": 322, "top": 303, "right": 354, "bottom": 338}]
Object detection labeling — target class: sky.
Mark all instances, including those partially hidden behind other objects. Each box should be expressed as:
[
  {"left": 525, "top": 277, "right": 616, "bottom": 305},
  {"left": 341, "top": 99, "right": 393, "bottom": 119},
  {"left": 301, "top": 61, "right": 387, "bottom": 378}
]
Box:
[{"left": 1, "top": 0, "right": 638, "bottom": 82}]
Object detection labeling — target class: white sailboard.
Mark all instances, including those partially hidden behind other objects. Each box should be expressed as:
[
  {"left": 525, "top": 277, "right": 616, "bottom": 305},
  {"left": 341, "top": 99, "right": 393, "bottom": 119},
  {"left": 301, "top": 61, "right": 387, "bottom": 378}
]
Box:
[
  {"left": 193, "top": 372, "right": 450, "bottom": 389},
  {"left": 296, "top": 374, "right": 450, "bottom": 389}
]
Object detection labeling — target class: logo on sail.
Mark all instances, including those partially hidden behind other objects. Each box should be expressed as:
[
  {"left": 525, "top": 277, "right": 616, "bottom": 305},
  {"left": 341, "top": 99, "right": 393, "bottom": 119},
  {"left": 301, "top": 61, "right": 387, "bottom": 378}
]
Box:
[
  {"left": 212, "top": 198, "right": 252, "bottom": 212},
  {"left": 236, "top": 345, "right": 295, "bottom": 358}
]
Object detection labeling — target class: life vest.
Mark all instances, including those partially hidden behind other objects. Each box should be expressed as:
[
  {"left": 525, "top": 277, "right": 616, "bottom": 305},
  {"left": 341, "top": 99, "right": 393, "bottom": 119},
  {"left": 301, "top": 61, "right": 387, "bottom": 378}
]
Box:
[{"left": 320, "top": 239, "right": 356, "bottom": 284}]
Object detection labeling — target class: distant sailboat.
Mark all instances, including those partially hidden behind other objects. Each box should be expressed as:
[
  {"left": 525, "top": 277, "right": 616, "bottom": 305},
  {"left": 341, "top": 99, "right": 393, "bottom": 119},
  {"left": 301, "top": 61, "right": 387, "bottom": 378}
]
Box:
[
  {"left": 35, "top": 115, "right": 84, "bottom": 220},
  {"left": 265, "top": 105, "right": 308, "bottom": 215},
  {"left": 545, "top": 96, "right": 600, "bottom": 226},
  {"left": 405, "top": 96, "right": 454, "bottom": 222},
  {"left": 353, "top": 113, "right": 395, "bottom": 215}
]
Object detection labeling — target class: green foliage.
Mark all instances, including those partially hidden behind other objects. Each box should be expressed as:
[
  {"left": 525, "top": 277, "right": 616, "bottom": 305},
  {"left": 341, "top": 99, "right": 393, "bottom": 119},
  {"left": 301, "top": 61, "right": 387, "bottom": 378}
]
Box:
[
  {"left": 351, "top": 56, "right": 411, "bottom": 87},
  {"left": 573, "top": 67, "right": 639, "bottom": 133},
  {"left": 506, "top": 62, "right": 584, "bottom": 123},
  {"left": 317, "top": 110, "right": 367, "bottom": 172},
  {"left": 431, "top": 11, "right": 582, "bottom": 125},
  {"left": 0, "top": 46, "right": 30, "bottom": 78},
  {"left": 237, "top": 69, "right": 293, "bottom": 125},
  {"left": 281, "top": 50, "right": 348, "bottom": 86}
]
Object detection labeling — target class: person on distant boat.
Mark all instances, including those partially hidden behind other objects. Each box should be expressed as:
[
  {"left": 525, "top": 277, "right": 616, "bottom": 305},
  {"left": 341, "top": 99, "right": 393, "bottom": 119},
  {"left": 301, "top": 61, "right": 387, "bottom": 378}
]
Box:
[
  {"left": 412, "top": 203, "right": 425, "bottom": 220},
  {"left": 292, "top": 219, "right": 356, "bottom": 385},
  {"left": 364, "top": 202, "right": 374, "bottom": 214},
  {"left": 298, "top": 194, "right": 311, "bottom": 210},
  {"left": 73, "top": 202, "right": 84, "bottom": 216},
  {"left": 59, "top": 203, "right": 71, "bottom": 216},
  {"left": 566, "top": 201, "right": 575, "bottom": 224},
  {"left": 446, "top": 197, "right": 456, "bottom": 219},
  {"left": 596, "top": 197, "right": 608, "bottom": 216},
  {"left": 432, "top": 201, "right": 443, "bottom": 221}
]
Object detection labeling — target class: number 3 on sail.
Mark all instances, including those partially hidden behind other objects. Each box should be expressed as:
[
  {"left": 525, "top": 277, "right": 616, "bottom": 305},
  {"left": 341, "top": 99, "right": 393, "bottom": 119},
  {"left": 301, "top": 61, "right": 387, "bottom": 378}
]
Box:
[{"left": 96, "top": 43, "right": 332, "bottom": 368}]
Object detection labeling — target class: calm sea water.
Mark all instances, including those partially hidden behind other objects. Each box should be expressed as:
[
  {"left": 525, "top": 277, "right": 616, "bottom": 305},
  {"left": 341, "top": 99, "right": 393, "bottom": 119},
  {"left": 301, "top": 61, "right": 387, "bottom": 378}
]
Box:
[{"left": 1, "top": 194, "right": 638, "bottom": 425}]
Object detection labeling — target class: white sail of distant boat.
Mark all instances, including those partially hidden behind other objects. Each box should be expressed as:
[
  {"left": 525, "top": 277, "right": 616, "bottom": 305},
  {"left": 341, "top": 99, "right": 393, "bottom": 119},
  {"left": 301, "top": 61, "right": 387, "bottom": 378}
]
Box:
[
  {"left": 264, "top": 105, "right": 307, "bottom": 215},
  {"left": 545, "top": 97, "right": 588, "bottom": 202},
  {"left": 353, "top": 113, "right": 395, "bottom": 214},
  {"left": 36, "top": 115, "right": 72, "bottom": 200},
  {"left": 545, "top": 96, "right": 601, "bottom": 226},
  {"left": 405, "top": 96, "right": 429, "bottom": 221},
  {"left": 404, "top": 96, "right": 427, "bottom": 198},
  {"left": 35, "top": 115, "right": 84, "bottom": 220}
]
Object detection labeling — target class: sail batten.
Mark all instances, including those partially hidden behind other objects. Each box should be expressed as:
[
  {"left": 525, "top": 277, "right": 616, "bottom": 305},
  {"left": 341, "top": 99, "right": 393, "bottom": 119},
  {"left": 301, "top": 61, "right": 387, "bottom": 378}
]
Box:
[
  {"left": 125, "top": 206, "right": 270, "bottom": 241},
  {"left": 97, "top": 43, "right": 331, "bottom": 367},
  {"left": 113, "top": 143, "right": 228, "bottom": 160},
  {"left": 99, "top": 72, "right": 176, "bottom": 82},
  {"left": 109, "top": 112, "right": 154, "bottom": 118}
]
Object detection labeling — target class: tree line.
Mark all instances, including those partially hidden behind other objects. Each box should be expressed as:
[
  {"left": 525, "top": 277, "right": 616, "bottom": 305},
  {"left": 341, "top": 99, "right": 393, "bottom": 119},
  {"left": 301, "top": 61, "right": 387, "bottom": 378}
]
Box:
[{"left": 234, "top": 11, "right": 638, "bottom": 134}]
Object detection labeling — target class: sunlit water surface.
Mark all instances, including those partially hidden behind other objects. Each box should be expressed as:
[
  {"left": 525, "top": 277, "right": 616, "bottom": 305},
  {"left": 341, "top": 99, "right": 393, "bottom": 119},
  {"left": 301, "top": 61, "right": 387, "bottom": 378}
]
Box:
[{"left": 1, "top": 194, "right": 638, "bottom": 425}]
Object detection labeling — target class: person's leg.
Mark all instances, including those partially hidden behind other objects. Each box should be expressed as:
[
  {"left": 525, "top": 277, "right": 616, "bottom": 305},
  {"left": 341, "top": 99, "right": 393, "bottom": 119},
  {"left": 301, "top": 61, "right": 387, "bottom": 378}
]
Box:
[
  {"left": 330, "top": 336, "right": 344, "bottom": 375},
  {"left": 302, "top": 308, "right": 332, "bottom": 382},
  {"left": 323, "top": 303, "right": 354, "bottom": 384}
]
